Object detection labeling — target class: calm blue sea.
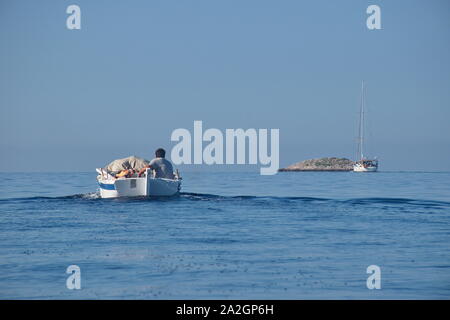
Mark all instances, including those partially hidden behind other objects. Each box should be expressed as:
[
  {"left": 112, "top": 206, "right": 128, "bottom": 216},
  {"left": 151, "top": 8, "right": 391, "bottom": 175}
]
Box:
[{"left": 0, "top": 171, "right": 449, "bottom": 299}]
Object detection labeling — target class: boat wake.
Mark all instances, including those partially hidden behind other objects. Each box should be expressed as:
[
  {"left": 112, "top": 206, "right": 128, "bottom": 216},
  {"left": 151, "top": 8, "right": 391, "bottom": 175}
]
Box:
[
  {"left": 0, "top": 192, "right": 101, "bottom": 202},
  {"left": 1, "top": 192, "right": 449, "bottom": 209},
  {"left": 180, "top": 193, "right": 450, "bottom": 208}
]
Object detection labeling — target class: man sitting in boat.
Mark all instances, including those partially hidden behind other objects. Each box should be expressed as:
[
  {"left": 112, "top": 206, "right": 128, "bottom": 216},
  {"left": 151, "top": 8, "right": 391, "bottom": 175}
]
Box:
[{"left": 138, "top": 148, "right": 175, "bottom": 179}]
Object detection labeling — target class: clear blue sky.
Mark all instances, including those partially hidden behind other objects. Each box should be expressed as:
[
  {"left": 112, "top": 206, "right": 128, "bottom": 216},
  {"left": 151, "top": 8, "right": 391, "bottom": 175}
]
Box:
[{"left": 1, "top": 0, "right": 449, "bottom": 172}]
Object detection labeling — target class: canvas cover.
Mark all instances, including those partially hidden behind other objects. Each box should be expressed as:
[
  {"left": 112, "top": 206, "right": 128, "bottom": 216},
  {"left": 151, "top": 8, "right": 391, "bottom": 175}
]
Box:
[{"left": 104, "top": 155, "right": 150, "bottom": 173}]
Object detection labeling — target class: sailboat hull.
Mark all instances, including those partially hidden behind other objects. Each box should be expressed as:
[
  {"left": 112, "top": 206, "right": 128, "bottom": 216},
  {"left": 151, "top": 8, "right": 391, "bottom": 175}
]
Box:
[{"left": 353, "top": 163, "right": 378, "bottom": 172}]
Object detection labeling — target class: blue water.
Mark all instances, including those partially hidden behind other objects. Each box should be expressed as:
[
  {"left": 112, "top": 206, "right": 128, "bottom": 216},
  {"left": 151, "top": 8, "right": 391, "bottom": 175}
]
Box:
[{"left": 0, "top": 171, "right": 449, "bottom": 299}]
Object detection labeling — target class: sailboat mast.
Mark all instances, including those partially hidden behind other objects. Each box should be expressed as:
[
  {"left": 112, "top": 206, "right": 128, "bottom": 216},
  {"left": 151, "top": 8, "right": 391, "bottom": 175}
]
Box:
[{"left": 358, "top": 81, "right": 365, "bottom": 160}]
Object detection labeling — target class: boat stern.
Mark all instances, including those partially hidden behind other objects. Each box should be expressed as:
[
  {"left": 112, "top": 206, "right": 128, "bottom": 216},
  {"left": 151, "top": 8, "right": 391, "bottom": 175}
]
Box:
[{"left": 98, "top": 180, "right": 119, "bottom": 198}]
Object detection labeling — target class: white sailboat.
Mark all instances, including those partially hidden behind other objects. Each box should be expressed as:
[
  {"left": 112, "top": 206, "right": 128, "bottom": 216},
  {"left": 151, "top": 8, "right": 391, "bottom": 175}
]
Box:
[{"left": 353, "top": 81, "right": 378, "bottom": 172}]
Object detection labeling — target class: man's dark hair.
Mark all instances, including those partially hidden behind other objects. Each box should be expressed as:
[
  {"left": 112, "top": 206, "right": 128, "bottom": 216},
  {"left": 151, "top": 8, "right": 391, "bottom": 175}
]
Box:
[{"left": 155, "top": 148, "right": 166, "bottom": 158}]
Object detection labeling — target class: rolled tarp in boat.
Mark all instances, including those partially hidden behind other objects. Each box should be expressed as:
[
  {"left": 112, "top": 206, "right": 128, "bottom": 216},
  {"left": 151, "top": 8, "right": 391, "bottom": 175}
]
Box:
[{"left": 104, "top": 155, "right": 150, "bottom": 173}]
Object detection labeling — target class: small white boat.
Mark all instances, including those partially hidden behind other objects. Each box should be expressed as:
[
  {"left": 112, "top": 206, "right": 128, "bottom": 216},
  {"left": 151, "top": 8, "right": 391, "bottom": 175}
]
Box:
[
  {"left": 354, "top": 81, "right": 379, "bottom": 172},
  {"left": 96, "top": 168, "right": 181, "bottom": 198}
]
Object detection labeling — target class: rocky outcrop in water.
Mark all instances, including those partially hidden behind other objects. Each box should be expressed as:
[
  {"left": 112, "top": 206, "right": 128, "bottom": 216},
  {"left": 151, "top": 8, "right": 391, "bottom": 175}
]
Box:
[{"left": 279, "top": 157, "right": 354, "bottom": 172}]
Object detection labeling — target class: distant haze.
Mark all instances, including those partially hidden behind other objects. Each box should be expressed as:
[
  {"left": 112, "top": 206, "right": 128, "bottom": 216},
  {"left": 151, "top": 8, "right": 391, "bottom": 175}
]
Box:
[{"left": 1, "top": 0, "right": 449, "bottom": 172}]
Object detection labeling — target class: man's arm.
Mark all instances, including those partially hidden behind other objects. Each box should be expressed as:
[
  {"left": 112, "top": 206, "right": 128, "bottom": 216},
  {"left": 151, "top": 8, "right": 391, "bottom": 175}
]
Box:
[{"left": 138, "top": 165, "right": 152, "bottom": 177}]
